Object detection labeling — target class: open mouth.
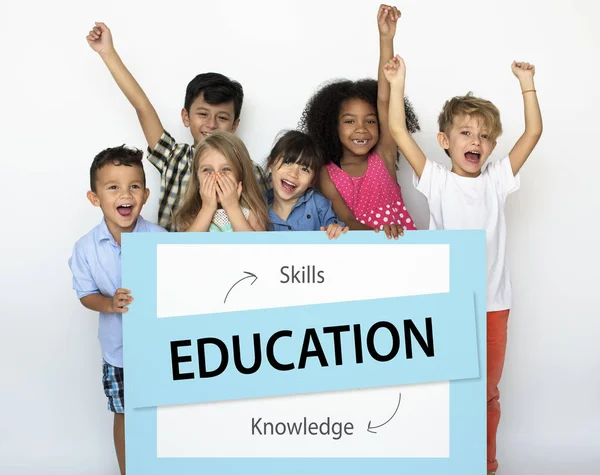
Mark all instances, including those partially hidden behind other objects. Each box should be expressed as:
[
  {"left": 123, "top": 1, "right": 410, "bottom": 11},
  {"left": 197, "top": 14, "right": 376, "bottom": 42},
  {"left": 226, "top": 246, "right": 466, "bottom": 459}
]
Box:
[
  {"left": 117, "top": 204, "right": 133, "bottom": 217},
  {"left": 281, "top": 179, "right": 297, "bottom": 193},
  {"left": 352, "top": 139, "right": 369, "bottom": 146},
  {"left": 465, "top": 151, "right": 481, "bottom": 164}
]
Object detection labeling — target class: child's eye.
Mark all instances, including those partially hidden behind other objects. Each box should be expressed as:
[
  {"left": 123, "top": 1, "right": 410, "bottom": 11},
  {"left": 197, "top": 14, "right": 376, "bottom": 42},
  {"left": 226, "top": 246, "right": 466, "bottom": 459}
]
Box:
[
  {"left": 481, "top": 134, "right": 489, "bottom": 139},
  {"left": 218, "top": 116, "right": 229, "bottom": 121},
  {"left": 461, "top": 131, "right": 470, "bottom": 136},
  {"left": 108, "top": 185, "right": 117, "bottom": 190},
  {"left": 301, "top": 167, "right": 311, "bottom": 173},
  {"left": 222, "top": 168, "right": 231, "bottom": 172},
  {"left": 131, "top": 184, "right": 140, "bottom": 189},
  {"left": 344, "top": 120, "right": 354, "bottom": 124},
  {"left": 198, "top": 112, "right": 208, "bottom": 117},
  {"left": 367, "top": 119, "right": 377, "bottom": 124}
]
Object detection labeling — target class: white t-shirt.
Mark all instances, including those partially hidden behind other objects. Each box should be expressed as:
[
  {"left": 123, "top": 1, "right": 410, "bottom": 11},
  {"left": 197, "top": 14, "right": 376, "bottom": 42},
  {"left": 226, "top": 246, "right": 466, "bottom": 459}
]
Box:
[{"left": 414, "top": 156, "right": 520, "bottom": 311}]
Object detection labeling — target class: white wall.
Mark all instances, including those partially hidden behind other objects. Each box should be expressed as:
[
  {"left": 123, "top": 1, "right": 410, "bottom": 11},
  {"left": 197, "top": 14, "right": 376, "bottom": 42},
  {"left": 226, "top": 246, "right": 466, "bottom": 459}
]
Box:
[{"left": 1, "top": 0, "right": 598, "bottom": 473}]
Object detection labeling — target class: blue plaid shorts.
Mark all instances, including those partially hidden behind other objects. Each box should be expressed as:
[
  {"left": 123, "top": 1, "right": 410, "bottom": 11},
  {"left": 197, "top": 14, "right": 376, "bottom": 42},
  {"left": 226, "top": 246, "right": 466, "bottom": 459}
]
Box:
[{"left": 102, "top": 360, "right": 124, "bottom": 413}]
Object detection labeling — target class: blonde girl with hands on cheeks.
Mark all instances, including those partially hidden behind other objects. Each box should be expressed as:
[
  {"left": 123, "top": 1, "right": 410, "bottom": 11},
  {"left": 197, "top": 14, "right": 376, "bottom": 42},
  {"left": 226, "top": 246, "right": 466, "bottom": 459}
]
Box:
[{"left": 173, "top": 132, "right": 270, "bottom": 232}]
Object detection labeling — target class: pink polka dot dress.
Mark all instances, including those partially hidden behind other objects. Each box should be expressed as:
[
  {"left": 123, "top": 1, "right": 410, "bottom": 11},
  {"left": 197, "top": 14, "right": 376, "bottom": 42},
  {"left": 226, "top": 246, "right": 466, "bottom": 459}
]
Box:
[{"left": 325, "top": 151, "right": 417, "bottom": 230}]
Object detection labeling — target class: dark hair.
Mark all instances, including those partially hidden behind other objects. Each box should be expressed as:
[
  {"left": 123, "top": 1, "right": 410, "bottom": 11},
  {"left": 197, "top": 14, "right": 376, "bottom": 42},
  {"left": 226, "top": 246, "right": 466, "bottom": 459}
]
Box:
[
  {"left": 266, "top": 130, "right": 323, "bottom": 186},
  {"left": 184, "top": 72, "right": 244, "bottom": 121},
  {"left": 298, "top": 78, "right": 420, "bottom": 166},
  {"left": 90, "top": 145, "right": 145, "bottom": 192}
]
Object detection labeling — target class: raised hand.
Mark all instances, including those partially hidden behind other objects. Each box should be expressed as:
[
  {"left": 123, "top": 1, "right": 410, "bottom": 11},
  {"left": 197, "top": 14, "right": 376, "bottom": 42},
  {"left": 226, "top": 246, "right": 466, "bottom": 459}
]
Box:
[
  {"left": 215, "top": 173, "right": 242, "bottom": 212},
  {"left": 111, "top": 288, "right": 133, "bottom": 313},
  {"left": 378, "top": 4, "right": 401, "bottom": 39},
  {"left": 199, "top": 173, "right": 219, "bottom": 212},
  {"left": 320, "top": 223, "right": 350, "bottom": 240},
  {"left": 86, "top": 22, "right": 115, "bottom": 55},
  {"left": 383, "top": 54, "right": 406, "bottom": 84},
  {"left": 512, "top": 61, "right": 535, "bottom": 82}
]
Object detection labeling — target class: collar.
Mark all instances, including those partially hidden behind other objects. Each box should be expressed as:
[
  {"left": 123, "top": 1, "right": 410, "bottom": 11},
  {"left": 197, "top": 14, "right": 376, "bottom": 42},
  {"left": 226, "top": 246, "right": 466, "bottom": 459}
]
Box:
[
  {"left": 266, "top": 188, "right": 315, "bottom": 210},
  {"left": 96, "top": 216, "right": 144, "bottom": 245}
]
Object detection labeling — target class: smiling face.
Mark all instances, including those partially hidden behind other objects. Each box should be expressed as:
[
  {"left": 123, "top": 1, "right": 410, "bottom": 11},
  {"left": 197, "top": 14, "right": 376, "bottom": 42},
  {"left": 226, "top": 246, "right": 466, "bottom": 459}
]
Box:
[
  {"left": 337, "top": 98, "right": 379, "bottom": 158},
  {"left": 438, "top": 114, "right": 497, "bottom": 177},
  {"left": 270, "top": 156, "right": 315, "bottom": 206},
  {"left": 87, "top": 162, "right": 149, "bottom": 238},
  {"left": 182, "top": 93, "right": 240, "bottom": 145}
]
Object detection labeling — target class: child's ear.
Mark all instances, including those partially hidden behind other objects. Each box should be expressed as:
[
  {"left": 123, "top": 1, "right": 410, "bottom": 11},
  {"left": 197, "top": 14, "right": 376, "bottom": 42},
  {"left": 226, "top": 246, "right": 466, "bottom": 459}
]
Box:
[
  {"left": 143, "top": 188, "right": 150, "bottom": 205},
  {"left": 490, "top": 140, "right": 497, "bottom": 155},
  {"left": 87, "top": 190, "right": 100, "bottom": 207},
  {"left": 437, "top": 132, "right": 450, "bottom": 151},
  {"left": 181, "top": 108, "right": 190, "bottom": 128},
  {"left": 231, "top": 118, "right": 240, "bottom": 133}
]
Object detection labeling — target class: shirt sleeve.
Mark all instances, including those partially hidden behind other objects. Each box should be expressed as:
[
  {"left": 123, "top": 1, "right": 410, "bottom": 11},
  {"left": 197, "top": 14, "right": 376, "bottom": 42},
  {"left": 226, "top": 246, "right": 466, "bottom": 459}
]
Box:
[
  {"left": 146, "top": 130, "right": 177, "bottom": 173},
  {"left": 68, "top": 244, "right": 99, "bottom": 300},
  {"left": 413, "top": 158, "right": 448, "bottom": 201},
  {"left": 485, "top": 156, "right": 520, "bottom": 200},
  {"left": 315, "top": 192, "right": 345, "bottom": 228}
]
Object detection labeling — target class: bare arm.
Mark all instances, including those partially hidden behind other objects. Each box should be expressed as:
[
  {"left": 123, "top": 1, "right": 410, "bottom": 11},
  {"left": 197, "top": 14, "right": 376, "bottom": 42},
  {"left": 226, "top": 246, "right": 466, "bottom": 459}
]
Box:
[
  {"left": 80, "top": 289, "right": 132, "bottom": 314},
  {"left": 318, "top": 168, "right": 371, "bottom": 230},
  {"left": 87, "top": 22, "right": 164, "bottom": 149},
  {"left": 385, "top": 55, "right": 427, "bottom": 178},
  {"left": 375, "top": 5, "right": 401, "bottom": 178},
  {"left": 508, "top": 61, "right": 543, "bottom": 175},
  {"left": 185, "top": 207, "right": 216, "bottom": 232}
]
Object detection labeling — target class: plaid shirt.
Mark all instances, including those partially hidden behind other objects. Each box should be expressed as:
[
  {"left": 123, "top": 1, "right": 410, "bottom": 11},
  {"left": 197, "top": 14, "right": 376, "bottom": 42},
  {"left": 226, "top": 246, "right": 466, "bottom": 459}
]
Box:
[{"left": 147, "top": 130, "right": 271, "bottom": 231}]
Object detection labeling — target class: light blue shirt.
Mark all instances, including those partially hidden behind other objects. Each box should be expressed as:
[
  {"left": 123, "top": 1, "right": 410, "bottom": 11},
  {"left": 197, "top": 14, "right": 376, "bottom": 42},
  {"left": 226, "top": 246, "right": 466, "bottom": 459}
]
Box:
[{"left": 68, "top": 216, "right": 166, "bottom": 367}]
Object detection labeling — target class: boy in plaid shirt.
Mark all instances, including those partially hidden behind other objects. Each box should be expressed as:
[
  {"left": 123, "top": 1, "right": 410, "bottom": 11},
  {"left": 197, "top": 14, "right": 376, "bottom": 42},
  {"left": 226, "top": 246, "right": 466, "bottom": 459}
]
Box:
[{"left": 87, "top": 22, "right": 270, "bottom": 231}]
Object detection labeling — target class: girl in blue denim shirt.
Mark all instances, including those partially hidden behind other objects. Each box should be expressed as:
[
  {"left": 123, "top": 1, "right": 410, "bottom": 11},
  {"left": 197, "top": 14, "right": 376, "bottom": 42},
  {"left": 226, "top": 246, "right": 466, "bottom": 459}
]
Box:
[{"left": 264, "top": 130, "right": 348, "bottom": 239}]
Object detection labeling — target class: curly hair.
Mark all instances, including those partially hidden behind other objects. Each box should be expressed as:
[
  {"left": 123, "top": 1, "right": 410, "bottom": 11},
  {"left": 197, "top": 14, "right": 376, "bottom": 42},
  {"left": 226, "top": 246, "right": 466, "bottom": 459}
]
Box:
[{"left": 298, "top": 78, "right": 420, "bottom": 166}]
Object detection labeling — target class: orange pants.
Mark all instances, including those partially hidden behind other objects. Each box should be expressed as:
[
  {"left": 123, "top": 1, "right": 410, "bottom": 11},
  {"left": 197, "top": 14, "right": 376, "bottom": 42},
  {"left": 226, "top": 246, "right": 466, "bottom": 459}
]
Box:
[{"left": 487, "top": 309, "right": 510, "bottom": 473}]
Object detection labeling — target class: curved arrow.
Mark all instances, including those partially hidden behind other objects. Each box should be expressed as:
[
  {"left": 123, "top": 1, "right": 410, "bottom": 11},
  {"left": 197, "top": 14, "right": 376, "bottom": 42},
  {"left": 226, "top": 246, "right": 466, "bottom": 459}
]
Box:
[
  {"left": 224, "top": 271, "right": 258, "bottom": 303},
  {"left": 367, "top": 393, "right": 402, "bottom": 434}
]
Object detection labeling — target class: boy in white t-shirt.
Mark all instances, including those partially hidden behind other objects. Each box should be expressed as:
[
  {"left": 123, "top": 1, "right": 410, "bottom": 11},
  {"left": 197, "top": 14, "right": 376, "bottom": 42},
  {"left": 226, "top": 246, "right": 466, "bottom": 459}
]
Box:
[{"left": 384, "top": 56, "right": 542, "bottom": 474}]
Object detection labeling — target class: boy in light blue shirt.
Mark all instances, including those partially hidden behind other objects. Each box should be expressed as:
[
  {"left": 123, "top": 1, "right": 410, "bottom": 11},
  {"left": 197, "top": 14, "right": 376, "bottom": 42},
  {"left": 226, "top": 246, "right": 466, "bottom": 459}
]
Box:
[{"left": 68, "top": 145, "right": 165, "bottom": 474}]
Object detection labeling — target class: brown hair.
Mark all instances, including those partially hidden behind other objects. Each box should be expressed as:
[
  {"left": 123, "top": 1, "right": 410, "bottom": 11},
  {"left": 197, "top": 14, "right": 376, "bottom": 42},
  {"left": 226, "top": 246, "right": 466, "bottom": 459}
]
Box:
[
  {"left": 438, "top": 92, "right": 502, "bottom": 143},
  {"left": 172, "top": 132, "right": 270, "bottom": 232},
  {"left": 90, "top": 145, "right": 145, "bottom": 192}
]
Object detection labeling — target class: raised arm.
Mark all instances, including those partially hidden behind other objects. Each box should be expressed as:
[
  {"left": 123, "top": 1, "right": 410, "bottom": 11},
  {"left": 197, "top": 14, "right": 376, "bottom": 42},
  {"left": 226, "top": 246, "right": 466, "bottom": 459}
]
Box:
[
  {"left": 87, "top": 22, "right": 164, "bottom": 149},
  {"left": 318, "top": 168, "right": 371, "bottom": 230},
  {"left": 384, "top": 55, "right": 427, "bottom": 178},
  {"left": 375, "top": 5, "right": 401, "bottom": 178},
  {"left": 507, "top": 61, "right": 543, "bottom": 175}
]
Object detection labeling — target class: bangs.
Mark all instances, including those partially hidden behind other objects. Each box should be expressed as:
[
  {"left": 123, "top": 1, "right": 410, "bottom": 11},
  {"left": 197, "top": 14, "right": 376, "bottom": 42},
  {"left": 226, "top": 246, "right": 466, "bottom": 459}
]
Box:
[{"left": 267, "top": 130, "right": 324, "bottom": 173}]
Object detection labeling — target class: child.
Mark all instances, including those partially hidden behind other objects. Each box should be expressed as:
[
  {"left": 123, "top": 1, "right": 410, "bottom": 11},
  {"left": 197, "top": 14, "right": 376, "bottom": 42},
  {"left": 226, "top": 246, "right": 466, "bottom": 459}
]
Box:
[
  {"left": 68, "top": 146, "right": 166, "bottom": 475},
  {"left": 265, "top": 130, "right": 348, "bottom": 239},
  {"left": 173, "top": 132, "right": 270, "bottom": 232},
  {"left": 384, "top": 55, "right": 543, "bottom": 475},
  {"left": 86, "top": 22, "right": 270, "bottom": 231},
  {"left": 298, "top": 5, "right": 419, "bottom": 240}
]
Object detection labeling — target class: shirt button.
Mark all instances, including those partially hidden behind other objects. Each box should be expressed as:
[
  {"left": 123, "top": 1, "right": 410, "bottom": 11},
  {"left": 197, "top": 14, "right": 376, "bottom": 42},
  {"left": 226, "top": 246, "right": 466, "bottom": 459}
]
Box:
[
  {"left": 307, "top": 214, "right": 311, "bottom": 219},
  {"left": 288, "top": 225, "right": 292, "bottom": 230},
  {"left": 334, "top": 220, "right": 338, "bottom": 224}
]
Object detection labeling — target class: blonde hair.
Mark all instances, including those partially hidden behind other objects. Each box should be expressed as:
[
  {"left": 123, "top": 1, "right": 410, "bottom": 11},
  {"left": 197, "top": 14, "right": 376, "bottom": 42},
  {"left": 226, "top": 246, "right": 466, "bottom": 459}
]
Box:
[
  {"left": 438, "top": 92, "right": 502, "bottom": 142},
  {"left": 172, "top": 132, "right": 270, "bottom": 232}
]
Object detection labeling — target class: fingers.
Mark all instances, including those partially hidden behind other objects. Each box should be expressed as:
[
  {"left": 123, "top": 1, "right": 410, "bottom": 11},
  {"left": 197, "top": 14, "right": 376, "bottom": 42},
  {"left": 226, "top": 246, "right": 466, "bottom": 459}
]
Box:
[
  {"left": 325, "top": 224, "right": 346, "bottom": 240},
  {"left": 114, "top": 288, "right": 133, "bottom": 313},
  {"left": 383, "top": 225, "right": 392, "bottom": 239}
]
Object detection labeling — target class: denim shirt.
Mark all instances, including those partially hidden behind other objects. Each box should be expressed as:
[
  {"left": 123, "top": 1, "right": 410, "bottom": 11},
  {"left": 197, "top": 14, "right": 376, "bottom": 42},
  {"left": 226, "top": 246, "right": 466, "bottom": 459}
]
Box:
[{"left": 267, "top": 188, "right": 344, "bottom": 231}]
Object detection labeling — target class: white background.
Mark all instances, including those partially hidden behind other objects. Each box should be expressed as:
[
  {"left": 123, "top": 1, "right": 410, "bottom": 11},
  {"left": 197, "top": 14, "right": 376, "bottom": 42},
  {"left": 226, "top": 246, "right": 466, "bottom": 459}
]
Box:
[{"left": 1, "top": 0, "right": 599, "bottom": 474}]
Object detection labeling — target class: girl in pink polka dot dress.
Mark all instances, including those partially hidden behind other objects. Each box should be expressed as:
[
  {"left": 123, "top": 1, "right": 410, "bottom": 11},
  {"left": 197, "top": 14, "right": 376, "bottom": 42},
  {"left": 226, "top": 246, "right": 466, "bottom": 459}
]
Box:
[{"left": 298, "top": 5, "right": 419, "bottom": 237}]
